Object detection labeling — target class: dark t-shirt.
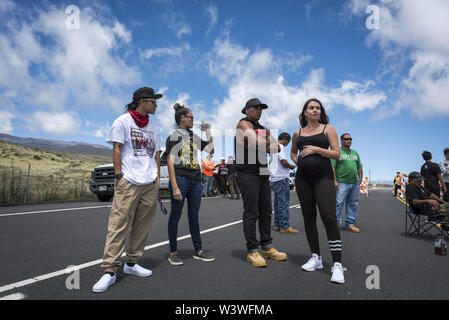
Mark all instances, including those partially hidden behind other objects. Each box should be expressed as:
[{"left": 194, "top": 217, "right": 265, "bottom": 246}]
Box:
[
  {"left": 226, "top": 161, "right": 237, "bottom": 176},
  {"left": 405, "top": 184, "right": 433, "bottom": 214},
  {"left": 420, "top": 162, "right": 441, "bottom": 192},
  {"left": 234, "top": 117, "right": 269, "bottom": 176},
  {"left": 165, "top": 129, "right": 208, "bottom": 182}
]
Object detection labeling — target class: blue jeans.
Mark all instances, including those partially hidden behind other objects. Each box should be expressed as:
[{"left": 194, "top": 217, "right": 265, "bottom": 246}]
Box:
[
  {"left": 168, "top": 176, "right": 202, "bottom": 253},
  {"left": 336, "top": 182, "right": 360, "bottom": 227},
  {"left": 271, "top": 178, "right": 291, "bottom": 230},
  {"left": 202, "top": 175, "right": 214, "bottom": 196}
]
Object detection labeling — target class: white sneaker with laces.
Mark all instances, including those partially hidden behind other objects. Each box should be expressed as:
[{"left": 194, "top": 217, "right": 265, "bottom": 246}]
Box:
[
  {"left": 330, "top": 262, "right": 347, "bottom": 284},
  {"left": 124, "top": 263, "right": 153, "bottom": 277},
  {"left": 92, "top": 273, "right": 116, "bottom": 293},
  {"left": 301, "top": 253, "right": 323, "bottom": 271}
]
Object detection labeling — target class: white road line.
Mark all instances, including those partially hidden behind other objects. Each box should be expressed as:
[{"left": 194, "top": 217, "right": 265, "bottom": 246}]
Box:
[
  {"left": 0, "top": 205, "right": 112, "bottom": 218},
  {"left": 0, "top": 203, "right": 301, "bottom": 294},
  {"left": 0, "top": 196, "right": 226, "bottom": 218},
  {"left": 0, "top": 293, "right": 25, "bottom": 300}
]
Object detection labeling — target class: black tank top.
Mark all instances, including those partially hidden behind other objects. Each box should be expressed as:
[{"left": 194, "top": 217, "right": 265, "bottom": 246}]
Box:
[
  {"left": 295, "top": 125, "right": 333, "bottom": 181},
  {"left": 234, "top": 117, "right": 269, "bottom": 175}
]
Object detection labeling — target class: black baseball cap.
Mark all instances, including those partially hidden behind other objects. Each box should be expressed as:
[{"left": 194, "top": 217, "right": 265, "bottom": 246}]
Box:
[
  {"left": 409, "top": 171, "right": 424, "bottom": 181},
  {"left": 241, "top": 98, "right": 268, "bottom": 114},
  {"left": 133, "top": 87, "right": 163, "bottom": 101}
]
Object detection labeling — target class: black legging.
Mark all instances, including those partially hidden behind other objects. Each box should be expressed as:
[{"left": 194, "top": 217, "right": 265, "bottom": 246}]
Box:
[{"left": 295, "top": 177, "right": 342, "bottom": 263}]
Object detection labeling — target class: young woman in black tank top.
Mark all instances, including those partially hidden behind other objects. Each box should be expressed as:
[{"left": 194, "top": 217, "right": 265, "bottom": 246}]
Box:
[{"left": 290, "top": 98, "right": 347, "bottom": 284}]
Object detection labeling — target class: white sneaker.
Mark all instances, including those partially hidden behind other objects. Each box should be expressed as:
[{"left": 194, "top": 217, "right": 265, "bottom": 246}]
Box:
[
  {"left": 330, "top": 262, "right": 347, "bottom": 284},
  {"left": 123, "top": 263, "right": 153, "bottom": 277},
  {"left": 301, "top": 253, "right": 323, "bottom": 271},
  {"left": 92, "top": 273, "right": 116, "bottom": 293}
]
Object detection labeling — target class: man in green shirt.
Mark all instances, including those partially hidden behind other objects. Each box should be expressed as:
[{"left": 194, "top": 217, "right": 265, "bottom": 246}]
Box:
[{"left": 331, "top": 133, "right": 363, "bottom": 233}]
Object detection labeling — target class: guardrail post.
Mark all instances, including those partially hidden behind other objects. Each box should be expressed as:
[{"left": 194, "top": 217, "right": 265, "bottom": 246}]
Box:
[{"left": 24, "top": 163, "right": 31, "bottom": 203}]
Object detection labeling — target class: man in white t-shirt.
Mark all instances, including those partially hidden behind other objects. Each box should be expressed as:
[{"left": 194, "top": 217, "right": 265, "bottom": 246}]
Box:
[
  {"left": 269, "top": 132, "right": 298, "bottom": 234},
  {"left": 93, "top": 87, "right": 163, "bottom": 293}
]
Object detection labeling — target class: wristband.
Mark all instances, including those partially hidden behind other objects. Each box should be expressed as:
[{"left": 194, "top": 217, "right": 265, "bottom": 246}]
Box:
[{"left": 114, "top": 173, "right": 123, "bottom": 179}]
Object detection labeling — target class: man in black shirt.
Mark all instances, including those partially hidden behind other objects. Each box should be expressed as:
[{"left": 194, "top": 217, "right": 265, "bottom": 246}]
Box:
[
  {"left": 420, "top": 151, "right": 447, "bottom": 197},
  {"left": 406, "top": 171, "right": 449, "bottom": 218},
  {"left": 235, "top": 98, "right": 286, "bottom": 267}
]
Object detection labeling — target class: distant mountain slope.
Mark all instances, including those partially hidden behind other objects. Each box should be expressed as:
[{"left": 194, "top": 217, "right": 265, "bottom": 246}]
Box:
[{"left": 0, "top": 133, "right": 112, "bottom": 157}]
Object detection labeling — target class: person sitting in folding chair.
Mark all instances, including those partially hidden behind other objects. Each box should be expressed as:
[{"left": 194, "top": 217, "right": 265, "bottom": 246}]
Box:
[{"left": 406, "top": 171, "right": 449, "bottom": 230}]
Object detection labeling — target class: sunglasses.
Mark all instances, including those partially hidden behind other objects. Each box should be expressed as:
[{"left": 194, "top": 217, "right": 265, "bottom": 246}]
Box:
[
  {"left": 143, "top": 99, "right": 157, "bottom": 105},
  {"left": 343, "top": 138, "right": 352, "bottom": 141},
  {"left": 184, "top": 115, "right": 194, "bottom": 120}
]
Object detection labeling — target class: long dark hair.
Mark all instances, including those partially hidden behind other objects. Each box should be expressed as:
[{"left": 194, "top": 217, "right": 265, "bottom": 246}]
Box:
[
  {"left": 125, "top": 98, "right": 139, "bottom": 112},
  {"left": 173, "top": 103, "right": 191, "bottom": 126},
  {"left": 299, "top": 98, "right": 329, "bottom": 128}
]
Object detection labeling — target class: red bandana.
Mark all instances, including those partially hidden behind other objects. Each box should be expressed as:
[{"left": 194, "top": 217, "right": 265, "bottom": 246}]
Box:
[{"left": 129, "top": 110, "right": 149, "bottom": 128}]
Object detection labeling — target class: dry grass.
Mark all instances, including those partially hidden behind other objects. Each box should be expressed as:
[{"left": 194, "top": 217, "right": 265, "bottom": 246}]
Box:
[{"left": 0, "top": 141, "right": 112, "bottom": 205}]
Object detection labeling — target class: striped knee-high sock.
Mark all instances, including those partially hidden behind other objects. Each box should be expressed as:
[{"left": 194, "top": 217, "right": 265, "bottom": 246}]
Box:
[{"left": 329, "top": 240, "right": 342, "bottom": 263}]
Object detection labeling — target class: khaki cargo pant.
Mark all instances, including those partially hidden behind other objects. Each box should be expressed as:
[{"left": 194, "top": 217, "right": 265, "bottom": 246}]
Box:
[{"left": 101, "top": 177, "right": 159, "bottom": 273}]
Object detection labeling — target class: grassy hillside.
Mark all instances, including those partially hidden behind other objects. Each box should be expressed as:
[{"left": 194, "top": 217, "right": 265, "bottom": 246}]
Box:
[{"left": 0, "top": 141, "right": 112, "bottom": 205}]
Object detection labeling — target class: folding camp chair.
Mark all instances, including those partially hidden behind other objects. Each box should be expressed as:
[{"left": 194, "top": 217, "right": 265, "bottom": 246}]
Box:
[{"left": 405, "top": 201, "right": 445, "bottom": 237}]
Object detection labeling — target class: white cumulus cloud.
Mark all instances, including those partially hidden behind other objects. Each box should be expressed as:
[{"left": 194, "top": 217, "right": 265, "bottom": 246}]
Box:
[
  {"left": 0, "top": 4, "right": 140, "bottom": 136},
  {"left": 0, "top": 110, "right": 15, "bottom": 134},
  {"left": 346, "top": 0, "right": 449, "bottom": 119},
  {"left": 205, "top": 35, "right": 386, "bottom": 132},
  {"left": 27, "top": 111, "right": 81, "bottom": 137}
]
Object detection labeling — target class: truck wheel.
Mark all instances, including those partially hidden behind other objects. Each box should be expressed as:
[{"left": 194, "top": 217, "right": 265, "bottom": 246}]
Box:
[{"left": 97, "top": 194, "right": 113, "bottom": 202}]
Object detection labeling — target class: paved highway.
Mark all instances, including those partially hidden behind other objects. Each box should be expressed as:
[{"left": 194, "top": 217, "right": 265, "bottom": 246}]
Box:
[{"left": 0, "top": 189, "right": 448, "bottom": 300}]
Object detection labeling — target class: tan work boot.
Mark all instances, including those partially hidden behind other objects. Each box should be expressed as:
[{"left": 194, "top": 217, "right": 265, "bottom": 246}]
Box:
[
  {"left": 273, "top": 227, "right": 280, "bottom": 232},
  {"left": 260, "top": 248, "right": 288, "bottom": 261},
  {"left": 280, "top": 227, "right": 299, "bottom": 234},
  {"left": 344, "top": 225, "right": 360, "bottom": 233},
  {"left": 246, "top": 251, "right": 267, "bottom": 267}
]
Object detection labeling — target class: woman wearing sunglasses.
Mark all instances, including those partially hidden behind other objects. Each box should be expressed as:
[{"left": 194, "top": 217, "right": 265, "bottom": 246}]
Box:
[{"left": 165, "top": 103, "right": 215, "bottom": 266}]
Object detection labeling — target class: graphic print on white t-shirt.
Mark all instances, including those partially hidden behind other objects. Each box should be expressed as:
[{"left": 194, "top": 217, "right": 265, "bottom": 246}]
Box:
[
  {"left": 131, "top": 127, "right": 155, "bottom": 157},
  {"left": 106, "top": 113, "right": 161, "bottom": 185}
]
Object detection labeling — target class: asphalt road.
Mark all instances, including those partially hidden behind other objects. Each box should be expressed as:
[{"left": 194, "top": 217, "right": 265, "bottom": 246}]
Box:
[{"left": 0, "top": 188, "right": 448, "bottom": 301}]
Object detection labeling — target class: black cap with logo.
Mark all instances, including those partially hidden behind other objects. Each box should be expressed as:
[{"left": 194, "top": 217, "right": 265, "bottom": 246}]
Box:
[
  {"left": 133, "top": 87, "right": 163, "bottom": 101},
  {"left": 241, "top": 98, "right": 268, "bottom": 114}
]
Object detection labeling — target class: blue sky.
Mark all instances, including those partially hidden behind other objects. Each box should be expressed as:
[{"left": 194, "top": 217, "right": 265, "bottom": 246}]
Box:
[{"left": 1, "top": 0, "right": 448, "bottom": 182}]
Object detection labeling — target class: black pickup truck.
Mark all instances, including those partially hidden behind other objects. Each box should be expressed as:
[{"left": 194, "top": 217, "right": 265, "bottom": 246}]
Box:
[{"left": 89, "top": 163, "right": 115, "bottom": 201}]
